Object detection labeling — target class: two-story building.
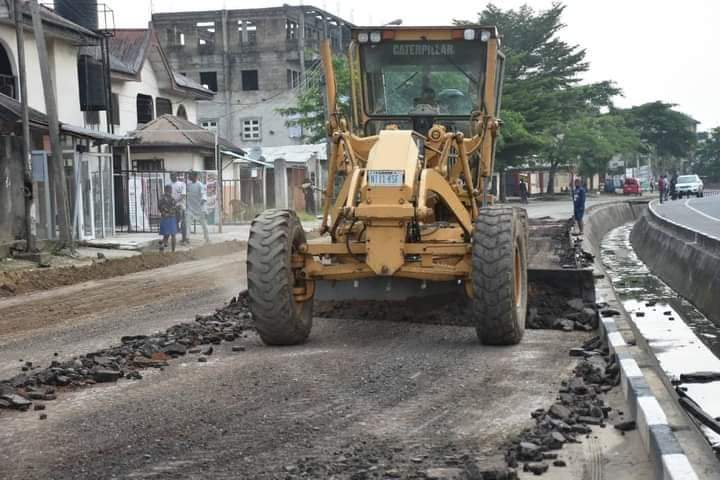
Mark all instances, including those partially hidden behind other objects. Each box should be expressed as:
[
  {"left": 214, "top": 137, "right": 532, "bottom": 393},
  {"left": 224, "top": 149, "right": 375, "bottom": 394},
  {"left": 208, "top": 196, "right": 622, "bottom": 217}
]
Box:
[
  {"left": 152, "top": 5, "right": 352, "bottom": 148},
  {"left": 0, "top": 1, "right": 123, "bottom": 247}
]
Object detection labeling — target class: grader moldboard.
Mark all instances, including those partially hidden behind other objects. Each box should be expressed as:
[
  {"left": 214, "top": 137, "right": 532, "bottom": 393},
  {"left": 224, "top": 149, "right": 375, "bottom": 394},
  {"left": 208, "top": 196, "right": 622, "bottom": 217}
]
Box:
[{"left": 247, "top": 25, "right": 587, "bottom": 346}]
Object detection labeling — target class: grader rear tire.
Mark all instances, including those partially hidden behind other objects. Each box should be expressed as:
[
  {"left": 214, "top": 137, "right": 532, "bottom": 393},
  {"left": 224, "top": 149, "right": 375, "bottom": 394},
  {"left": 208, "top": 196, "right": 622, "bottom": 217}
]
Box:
[
  {"left": 472, "top": 207, "right": 528, "bottom": 345},
  {"left": 247, "top": 209, "right": 313, "bottom": 345}
]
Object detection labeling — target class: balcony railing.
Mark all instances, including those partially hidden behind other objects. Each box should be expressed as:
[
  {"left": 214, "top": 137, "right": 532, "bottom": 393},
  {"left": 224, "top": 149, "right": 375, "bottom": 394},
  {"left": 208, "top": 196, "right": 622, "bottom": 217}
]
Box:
[{"left": 0, "top": 74, "right": 17, "bottom": 99}]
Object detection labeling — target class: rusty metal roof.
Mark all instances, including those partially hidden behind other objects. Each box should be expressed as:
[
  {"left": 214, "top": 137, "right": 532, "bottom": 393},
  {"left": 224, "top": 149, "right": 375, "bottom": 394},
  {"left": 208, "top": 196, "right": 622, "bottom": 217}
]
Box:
[{"left": 128, "top": 115, "right": 244, "bottom": 155}]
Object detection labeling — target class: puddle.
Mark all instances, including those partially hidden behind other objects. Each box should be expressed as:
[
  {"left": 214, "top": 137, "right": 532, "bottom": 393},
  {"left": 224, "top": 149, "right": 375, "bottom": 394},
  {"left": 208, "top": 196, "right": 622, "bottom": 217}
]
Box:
[{"left": 601, "top": 223, "right": 720, "bottom": 450}]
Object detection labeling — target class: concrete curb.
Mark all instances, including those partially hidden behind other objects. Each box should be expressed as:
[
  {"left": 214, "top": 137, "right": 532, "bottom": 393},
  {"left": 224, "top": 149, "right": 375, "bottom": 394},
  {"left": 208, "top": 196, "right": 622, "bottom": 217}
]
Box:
[
  {"left": 600, "top": 316, "right": 699, "bottom": 480},
  {"left": 583, "top": 201, "right": 701, "bottom": 480}
]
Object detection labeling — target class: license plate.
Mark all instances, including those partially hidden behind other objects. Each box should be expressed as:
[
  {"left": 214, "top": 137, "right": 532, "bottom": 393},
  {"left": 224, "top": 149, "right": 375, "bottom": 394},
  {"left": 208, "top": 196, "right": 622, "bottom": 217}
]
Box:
[{"left": 367, "top": 170, "right": 404, "bottom": 187}]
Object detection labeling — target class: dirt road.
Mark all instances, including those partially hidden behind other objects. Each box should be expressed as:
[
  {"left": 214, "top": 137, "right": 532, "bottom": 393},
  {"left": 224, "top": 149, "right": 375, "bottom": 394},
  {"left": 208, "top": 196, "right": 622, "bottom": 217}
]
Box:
[
  {"left": 0, "top": 205, "right": 653, "bottom": 479},
  {"left": 1, "top": 316, "right": 587, "bottom": 479},
  {"left": 0, "top": 253, "right": 246, "bottom": 379}
]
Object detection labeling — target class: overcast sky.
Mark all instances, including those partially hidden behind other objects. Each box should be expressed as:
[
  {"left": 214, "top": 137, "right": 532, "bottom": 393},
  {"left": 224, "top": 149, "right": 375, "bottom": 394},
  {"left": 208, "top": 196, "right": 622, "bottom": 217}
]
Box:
[{"left": 105, "top": 0, "right": 720, "bottom": 130}]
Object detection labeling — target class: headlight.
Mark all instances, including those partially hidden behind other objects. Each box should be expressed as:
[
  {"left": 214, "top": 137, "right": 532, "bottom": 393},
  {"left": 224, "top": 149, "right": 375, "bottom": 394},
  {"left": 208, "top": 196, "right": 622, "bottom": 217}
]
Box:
[
  {"left": 463, "top": 29, "right": 475, "bottom": 40},
  {"left": 358, "top": 32, "right": 369, "bottom": 43},
  {"left": 369, "top": 31, "right": 381, "bottom": 43},
  {"left": 480, "top": 30, "right": 492, "bottom": 42}
]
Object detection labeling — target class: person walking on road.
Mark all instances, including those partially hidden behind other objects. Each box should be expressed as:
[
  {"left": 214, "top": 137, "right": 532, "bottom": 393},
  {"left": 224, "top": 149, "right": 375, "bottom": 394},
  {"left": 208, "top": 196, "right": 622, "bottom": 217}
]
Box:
[
  {"left": 519, "top": 177, "right": 529, "bottom": 204},
  {"left": 158, "top": 185, "right": 179, "bottom": 252},
  {"left": 658, "top": 174, "right": 665, "bottom": 204},
  {"left": 572, "top": 178, "right": 586, "bottom": 235},
  {"left": 669, "top": 173, "right": 678, "bottom": 200},
  {"left": 186, "top": 172, "right": 210, "bottom": 243},
  {"left": 169, "top": 173, "right": 188, "bottom": 244}
]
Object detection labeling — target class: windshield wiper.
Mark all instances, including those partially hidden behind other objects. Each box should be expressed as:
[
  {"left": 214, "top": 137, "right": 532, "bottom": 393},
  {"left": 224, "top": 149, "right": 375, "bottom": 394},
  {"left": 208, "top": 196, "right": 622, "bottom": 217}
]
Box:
[
  {"left": 393, "top": 72, "right": 419, "bottom": 91},
  {"left": 442, "top": 57, "right": 479, "bottom": 86}
]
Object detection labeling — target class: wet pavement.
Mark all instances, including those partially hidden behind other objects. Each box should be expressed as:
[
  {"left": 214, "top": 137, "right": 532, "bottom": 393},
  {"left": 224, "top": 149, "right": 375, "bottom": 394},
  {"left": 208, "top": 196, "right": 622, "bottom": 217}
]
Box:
[{"left": 601, "top": 222, "right": 720, "bottom": 450}]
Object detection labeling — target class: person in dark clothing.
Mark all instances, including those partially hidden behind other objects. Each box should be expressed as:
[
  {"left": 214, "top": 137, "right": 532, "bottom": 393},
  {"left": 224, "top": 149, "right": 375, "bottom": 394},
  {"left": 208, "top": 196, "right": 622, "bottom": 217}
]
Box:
[
  {"left": 572, "top": 178, "right": 586, "bottom": 235},
  {"left": 670, "top": 174, "right": 678, "bottom": 200},
  {"left": 658, "top": 174, "right": 665, "bottom": 203},
  {"left": 519, "top": 177, "right": 529, "bottom": 204},
  {"left": 302, "top": 177, "right": 316, "bottom": 214},
  {"left": 158, "top": 185, "right": 179, "bottom": 252}
]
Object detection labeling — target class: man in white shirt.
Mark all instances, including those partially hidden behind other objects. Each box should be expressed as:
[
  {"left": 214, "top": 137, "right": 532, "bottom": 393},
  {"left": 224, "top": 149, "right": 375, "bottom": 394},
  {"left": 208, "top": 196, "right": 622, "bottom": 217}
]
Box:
[
  {"left": 186, "top": 171, "right": 210, "bottom": 243},
  {"left": 169, "top": 173, "right": 188, "bottom": 244}
]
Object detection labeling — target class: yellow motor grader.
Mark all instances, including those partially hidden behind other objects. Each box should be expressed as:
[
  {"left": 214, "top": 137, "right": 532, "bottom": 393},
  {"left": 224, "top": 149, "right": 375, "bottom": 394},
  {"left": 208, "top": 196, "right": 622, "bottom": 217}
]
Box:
[{"left": 247, "top": 25, "right": 529, "bottom": 346}]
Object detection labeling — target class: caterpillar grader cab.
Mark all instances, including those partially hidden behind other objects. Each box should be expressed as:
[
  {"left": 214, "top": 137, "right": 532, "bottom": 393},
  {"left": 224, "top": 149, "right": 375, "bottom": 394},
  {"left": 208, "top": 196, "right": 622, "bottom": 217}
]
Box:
[{"left": 247, "top": 25, "right": 530, "bottom": 346}]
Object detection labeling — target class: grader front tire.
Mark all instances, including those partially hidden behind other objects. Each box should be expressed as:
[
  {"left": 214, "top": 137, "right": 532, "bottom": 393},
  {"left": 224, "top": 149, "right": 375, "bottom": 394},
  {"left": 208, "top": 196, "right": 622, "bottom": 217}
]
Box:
[
  {"left": 247, "top": 209, "right": 313, "bottom": 346},
  {"left": 472, "top": 207, "right": 528, "bottom": 345}
]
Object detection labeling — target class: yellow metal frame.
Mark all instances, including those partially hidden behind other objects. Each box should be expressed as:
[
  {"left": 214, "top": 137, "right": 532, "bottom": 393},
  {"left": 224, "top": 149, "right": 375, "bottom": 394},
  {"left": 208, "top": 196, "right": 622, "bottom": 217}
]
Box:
[{"left": 295, "top": 27, "right": 504, "bottom": 299}]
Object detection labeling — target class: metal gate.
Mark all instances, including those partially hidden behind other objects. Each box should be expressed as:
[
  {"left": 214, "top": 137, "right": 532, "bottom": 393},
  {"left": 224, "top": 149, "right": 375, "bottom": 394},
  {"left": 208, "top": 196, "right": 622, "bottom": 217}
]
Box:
[
  {"left": 115, "top": 170, "right": 219, "bottom": 233},
  {"left": 74, "top": 152, "right": 114, "bottom": 240}
]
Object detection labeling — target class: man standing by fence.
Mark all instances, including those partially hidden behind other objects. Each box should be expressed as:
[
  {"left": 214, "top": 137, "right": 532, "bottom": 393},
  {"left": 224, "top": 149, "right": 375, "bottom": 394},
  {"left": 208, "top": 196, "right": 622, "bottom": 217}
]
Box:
[
  {"left": 169, "top": 173, "right": 188, "bottom": 244},
  {"left": 186, "top": 172, "right": 210, "bottom": 243}
]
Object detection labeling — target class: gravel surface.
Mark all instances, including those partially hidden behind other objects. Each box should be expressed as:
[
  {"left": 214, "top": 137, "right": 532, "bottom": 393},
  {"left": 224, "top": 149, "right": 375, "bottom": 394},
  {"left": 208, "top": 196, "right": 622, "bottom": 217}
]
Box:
[
  {"left": 0, "top": 201, "right": 647, "bottom": 479},
  {"left": 0, "top": 306, "right": 588, "bottom": 479},
  {"left": 0, "top": 319, "right": 582, "bottom": 479}
]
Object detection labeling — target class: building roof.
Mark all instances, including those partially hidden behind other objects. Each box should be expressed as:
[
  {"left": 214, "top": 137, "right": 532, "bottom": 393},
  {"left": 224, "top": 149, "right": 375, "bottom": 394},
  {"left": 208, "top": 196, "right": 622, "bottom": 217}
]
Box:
[
  {"left": 109, "top": 28, "right": 213, "bottom": 98},
  {"left": 0, "top": 93, "right": 124, "bottom": 142},
  {"left": 0, "top": 92, "right": 48, "bottom": 129},
  {"left": 0, "top": 2, "right": 99, "bottom": 41},
  {"left": 22, "top": 2, "right": 99, "bottom": 38},
  {"left": 128, "top": 114, "right": 244, "bottom": 155},
  {"left": 259, "top": 144, "right": 327, "bottom": 165},
  {"left": 109, "top": 29, "right": 150, "bottom": 75}
]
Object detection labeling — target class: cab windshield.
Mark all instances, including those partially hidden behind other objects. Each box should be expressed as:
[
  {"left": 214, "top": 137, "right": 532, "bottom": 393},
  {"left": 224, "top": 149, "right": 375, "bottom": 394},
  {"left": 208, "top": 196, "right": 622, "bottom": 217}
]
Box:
[{"left": 360, "top": 41, "right": 486, "bottom": 117}]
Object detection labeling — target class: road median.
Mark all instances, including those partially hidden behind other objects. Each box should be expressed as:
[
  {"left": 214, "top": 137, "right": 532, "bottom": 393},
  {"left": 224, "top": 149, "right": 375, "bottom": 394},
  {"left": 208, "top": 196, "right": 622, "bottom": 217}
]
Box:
[{"left": 631, "top": 201, "right": 720, "bottom": 325}]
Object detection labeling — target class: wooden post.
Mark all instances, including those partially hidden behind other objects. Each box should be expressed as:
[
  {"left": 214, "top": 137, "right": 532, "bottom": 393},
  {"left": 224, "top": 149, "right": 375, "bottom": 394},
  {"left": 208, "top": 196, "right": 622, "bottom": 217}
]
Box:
[
  {"left": 14, "top": 0, "right": 35, "bottom": 251},
  {"left": 29, "top": 0, "right": 73, "bottom": 248}
]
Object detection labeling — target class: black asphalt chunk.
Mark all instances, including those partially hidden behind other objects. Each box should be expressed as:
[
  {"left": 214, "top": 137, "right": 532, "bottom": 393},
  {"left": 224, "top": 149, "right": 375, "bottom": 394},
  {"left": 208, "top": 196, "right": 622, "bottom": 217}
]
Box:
[
  {"left": 0, "top": 294, "right": 254, "bottom": 414},
  {"left": 505, "top": 338, "right": 621, "bottom": 475}
]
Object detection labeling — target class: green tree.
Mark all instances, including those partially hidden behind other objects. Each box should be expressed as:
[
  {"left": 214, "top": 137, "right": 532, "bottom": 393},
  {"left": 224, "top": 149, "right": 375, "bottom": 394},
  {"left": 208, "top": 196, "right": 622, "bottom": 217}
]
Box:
[
  {"left": 694, "top": 127, "right": 720, "bottom": 180},
  {"left": 277, "top": 56, "right": 351, "bottom": 143},
  {"left": 464, "top": 3, "right": 625, "bottom": 191},
  {"left": 616, "top": 101, "right": 698, "bottom": 174},
  {"left": 555, "top": 114, "right": 641, "bottom": 179}
]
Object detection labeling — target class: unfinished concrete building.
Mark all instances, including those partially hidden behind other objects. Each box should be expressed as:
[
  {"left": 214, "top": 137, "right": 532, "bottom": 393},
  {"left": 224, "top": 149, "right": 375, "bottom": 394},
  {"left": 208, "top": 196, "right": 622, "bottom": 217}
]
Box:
[{"left": 152, "top": 6, "right": 352, "bottom": 148}]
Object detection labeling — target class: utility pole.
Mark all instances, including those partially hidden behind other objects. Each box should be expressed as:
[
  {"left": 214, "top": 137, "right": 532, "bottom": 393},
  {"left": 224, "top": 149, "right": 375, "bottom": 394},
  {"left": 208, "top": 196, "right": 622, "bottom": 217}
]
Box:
[
  {"left": 14, "top": 0, "right": 35, "bottom": 251},
  {"left": 29, "top": 0, "right": 73, "bottom": 249},
  {"left": 215, "top": 131, "right": 223, "bottom": 234}
]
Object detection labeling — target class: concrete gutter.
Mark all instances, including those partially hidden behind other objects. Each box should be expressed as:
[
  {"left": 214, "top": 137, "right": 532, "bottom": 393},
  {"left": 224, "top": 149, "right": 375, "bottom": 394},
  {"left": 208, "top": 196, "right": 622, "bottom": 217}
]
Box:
[
  {"left": 583, "top": 200, "right": 704, "bottom": 479},
  {"left": 631, "top": 200, "right": 720, "bottom": 325}
]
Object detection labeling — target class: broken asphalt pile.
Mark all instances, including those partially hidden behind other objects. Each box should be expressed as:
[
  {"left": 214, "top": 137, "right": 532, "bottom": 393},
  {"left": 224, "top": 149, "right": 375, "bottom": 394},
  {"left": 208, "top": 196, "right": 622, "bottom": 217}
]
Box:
[
  {"left": 282, "top": 443, "right": 519, "bottom": 480},
  {"left": 504, "top": 335, "right": 634, "bottom": 476},
  {"left": 0, "top": 293, "right": 253, "bottom": 415},
  {"left": 526, "top": 291, "right": 601, "bottom": 332}
]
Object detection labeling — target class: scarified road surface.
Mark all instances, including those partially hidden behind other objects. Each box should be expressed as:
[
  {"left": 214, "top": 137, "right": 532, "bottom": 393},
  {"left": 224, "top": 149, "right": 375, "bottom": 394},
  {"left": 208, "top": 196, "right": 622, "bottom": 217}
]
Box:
[
  {"left": 0, "top": 249, "right": 592, "bottom": 479},
  {"left": 1, "top": 317, "right": 585, "bottom": 479},
  {"left": 0, "top": 202, "right": 653, "bottom": 479}
]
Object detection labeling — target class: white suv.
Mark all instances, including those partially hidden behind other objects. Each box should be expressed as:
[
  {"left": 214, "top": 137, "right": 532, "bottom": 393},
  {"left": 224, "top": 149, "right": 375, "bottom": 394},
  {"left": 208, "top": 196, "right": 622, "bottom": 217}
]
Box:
[{"left": 675, "top": 174, "right": 704, "bottom": 198}]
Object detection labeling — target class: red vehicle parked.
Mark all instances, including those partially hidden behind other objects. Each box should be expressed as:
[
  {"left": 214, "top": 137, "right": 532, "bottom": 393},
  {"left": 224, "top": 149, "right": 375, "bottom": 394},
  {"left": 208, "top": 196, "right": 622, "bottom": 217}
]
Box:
[{"left": 622, "top": 177, "right": 642, "bottom": 196}]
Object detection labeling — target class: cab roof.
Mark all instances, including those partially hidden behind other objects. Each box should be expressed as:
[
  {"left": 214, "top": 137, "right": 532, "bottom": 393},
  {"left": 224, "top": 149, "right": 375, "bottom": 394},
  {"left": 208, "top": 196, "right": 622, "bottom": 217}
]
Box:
[{"left": 350, "top": 25, "right": 500, "bottom": 41}]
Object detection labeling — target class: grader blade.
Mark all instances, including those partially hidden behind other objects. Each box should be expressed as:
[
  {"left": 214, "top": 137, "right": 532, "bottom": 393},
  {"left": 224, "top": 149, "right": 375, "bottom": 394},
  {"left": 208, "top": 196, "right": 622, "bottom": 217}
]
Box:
[
  {"left": 526, "top": 217, "right": 595, "bottom": 303},
  {"left": 314, "top": 278, "right": 463, "bottom": 302}
]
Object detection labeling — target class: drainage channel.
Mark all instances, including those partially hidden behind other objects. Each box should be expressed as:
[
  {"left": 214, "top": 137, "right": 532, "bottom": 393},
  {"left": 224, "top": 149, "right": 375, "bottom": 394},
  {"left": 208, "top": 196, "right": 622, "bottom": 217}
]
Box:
[{"left": 600, "top": 222, "right": 720, "bottom": 452}]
